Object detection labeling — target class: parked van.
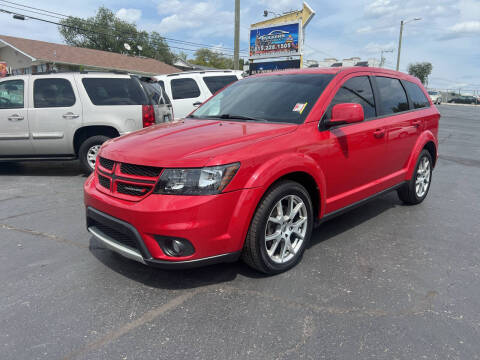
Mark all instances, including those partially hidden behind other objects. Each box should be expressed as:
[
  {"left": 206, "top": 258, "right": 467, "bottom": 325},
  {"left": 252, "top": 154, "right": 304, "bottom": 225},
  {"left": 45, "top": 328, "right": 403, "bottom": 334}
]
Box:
[
  {"left": 0, "top": 72, "right": 173, "bottom": 173},
  {"left": 154, "top": 70, "right": 243, "bottom": 119}
]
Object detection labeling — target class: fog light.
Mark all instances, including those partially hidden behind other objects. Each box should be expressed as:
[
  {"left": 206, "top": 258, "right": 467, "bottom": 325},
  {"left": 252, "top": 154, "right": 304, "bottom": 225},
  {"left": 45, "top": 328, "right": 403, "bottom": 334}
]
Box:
[
  {"left": 154, "top": 236, "right": 195, "bottom": 257},
  {"left": 171, "top": 239, "right": 184, "bottom": 255}
]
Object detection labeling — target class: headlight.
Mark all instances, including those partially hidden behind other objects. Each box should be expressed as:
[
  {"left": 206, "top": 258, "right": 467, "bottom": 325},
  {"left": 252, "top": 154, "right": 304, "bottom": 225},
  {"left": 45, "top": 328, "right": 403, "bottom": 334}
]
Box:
[{"left": 154, "top": 163, "right": 240, "bottom": 195}]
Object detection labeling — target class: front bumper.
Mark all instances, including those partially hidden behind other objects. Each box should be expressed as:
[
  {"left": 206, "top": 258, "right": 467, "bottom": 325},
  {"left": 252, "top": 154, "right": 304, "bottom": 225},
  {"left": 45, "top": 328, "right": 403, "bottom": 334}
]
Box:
[
  {"left": 84, "top": 174, "right": 264, "bottom": 267},
  {"left": 87, "top": 207, "right": 240, "bottom": 268}
]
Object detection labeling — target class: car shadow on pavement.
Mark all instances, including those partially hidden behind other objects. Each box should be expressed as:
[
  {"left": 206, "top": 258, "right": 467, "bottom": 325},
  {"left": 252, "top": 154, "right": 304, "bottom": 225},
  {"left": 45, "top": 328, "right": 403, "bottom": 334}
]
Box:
[
  {"left": 0, "top": 161, "right": 85, "bottom": 176},
  {"left": 308, "top": 192, "right": 401, "bottom": 249},
  {"left": 89, "top": 193, "right": 401, "bottom": 290},
  {"left": 89, "top": 236, "right": 266, "bottom": 290}
]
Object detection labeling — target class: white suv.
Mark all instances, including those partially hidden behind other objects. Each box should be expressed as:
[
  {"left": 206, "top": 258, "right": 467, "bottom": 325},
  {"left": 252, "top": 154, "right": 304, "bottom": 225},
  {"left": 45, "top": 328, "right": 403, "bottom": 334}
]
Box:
[
  {"left": 0, "top": 72, "right": 173, "bottom": 173},
  {"left": 155, "top": 70, "right": 243, "bottom": 119},
  {"left": 428, "top": 90, "right": 442, "bottom": 105}
]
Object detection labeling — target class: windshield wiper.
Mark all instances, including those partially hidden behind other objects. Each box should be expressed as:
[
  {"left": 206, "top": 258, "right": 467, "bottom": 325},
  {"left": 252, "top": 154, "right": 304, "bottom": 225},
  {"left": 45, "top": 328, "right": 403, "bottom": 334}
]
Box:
[{"left": 217, "top": 114, "right": 264, "bottom": 121}]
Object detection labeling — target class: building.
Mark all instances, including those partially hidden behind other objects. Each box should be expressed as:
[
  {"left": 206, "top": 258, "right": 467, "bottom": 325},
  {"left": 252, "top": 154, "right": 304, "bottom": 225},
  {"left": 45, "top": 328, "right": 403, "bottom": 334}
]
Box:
[
  {"left": 0, "top": 35, "right": 178, "bottom": 76},
  {"left": 317, "top": 57, "right": 380, "bottom": 68}
]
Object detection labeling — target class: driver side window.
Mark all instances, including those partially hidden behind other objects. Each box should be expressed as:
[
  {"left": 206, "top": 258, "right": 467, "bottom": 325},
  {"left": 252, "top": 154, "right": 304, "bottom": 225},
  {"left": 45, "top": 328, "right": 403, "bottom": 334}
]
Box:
[
  {"left": 323, "top": 76, "right": 376, "bottom": 121},
  {"left": 0, "top": 80, "right": 24, "bottom": 109}
]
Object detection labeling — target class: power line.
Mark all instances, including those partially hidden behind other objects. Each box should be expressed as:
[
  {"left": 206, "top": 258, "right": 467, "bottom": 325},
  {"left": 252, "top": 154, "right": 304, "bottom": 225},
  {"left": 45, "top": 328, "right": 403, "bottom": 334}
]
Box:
[{"left": 0, "top": 0, "right": 248, "bottom": 54}]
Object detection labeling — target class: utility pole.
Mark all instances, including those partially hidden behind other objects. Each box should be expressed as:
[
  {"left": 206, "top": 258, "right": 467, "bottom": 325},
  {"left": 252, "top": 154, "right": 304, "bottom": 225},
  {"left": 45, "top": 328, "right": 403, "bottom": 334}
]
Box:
[
  {"left": 380, "top": 49, "right": 393, "bottom": 68},
  {"left": 396, "top": 17, "right": 421, "bottom": 72},
  {"left": 234, "top": 0, "right": 240, "bottom": 70},
  {"left": 395, "top": 20, "right": 404, "bottom": 71}
]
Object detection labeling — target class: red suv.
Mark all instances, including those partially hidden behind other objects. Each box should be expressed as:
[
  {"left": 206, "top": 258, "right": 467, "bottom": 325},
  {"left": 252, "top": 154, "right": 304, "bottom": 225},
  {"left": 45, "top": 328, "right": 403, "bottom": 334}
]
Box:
[{"left": 84, "top": 67, "right": 439, "bottom": 274}]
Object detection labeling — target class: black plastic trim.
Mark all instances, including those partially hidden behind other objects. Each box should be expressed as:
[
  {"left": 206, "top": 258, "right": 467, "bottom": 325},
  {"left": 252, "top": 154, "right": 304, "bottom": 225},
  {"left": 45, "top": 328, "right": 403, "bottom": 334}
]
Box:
[{"left": 319, "top": 182, "right": 406, "bottom": 224}]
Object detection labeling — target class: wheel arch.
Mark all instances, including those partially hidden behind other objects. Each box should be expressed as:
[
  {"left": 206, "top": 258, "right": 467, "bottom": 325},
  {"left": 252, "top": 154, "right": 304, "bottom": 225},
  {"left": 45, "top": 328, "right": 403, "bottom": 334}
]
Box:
[
  {"left": 405, "top": 131, "right": 438, "bottom": 180},
  {"left": 73, "top": 126, "right": 120, "bottom": 155}
]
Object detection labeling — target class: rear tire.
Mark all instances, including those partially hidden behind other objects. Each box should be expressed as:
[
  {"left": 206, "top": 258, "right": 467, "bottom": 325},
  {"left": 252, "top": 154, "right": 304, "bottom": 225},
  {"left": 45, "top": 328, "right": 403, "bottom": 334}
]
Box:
[
  {"left": 397, "top": 149, "right": 433, "bottom": 205},
  {"left": 242, "top": 180, "right": 313, "bottom": 274},
  {"left": 79, "top": 135, "right": 110, "bottom": 174}
]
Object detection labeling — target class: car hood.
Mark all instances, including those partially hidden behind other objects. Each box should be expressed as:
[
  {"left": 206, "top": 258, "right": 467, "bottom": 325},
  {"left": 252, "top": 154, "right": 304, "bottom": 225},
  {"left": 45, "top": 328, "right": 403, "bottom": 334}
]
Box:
[{"left": 100, "top": 119, "right": 298, "bottom": 167}]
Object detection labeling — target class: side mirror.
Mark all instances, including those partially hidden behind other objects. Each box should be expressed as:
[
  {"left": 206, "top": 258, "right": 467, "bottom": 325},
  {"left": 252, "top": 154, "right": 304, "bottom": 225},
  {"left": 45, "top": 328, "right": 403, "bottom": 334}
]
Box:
[{"left": 328, "top": 103, "right": 364, "bottom": 126}]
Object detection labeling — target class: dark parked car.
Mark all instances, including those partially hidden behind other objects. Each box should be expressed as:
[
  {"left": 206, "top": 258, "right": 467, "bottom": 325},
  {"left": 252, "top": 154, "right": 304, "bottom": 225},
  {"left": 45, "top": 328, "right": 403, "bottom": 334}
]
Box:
[{"left": 449, "top": 95, "right": 478, "bottom": 105}]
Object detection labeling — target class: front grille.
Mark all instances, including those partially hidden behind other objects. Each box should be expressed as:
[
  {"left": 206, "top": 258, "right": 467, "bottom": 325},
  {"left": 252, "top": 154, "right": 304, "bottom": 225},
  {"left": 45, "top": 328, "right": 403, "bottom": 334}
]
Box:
[
  {"left": 98, "top": 174, "right": 111, "bottom": 189},
  {"left": 117, "top": 182, "right": 153, "bottom": 197},
  {"left": 120, "top": 163, "right": 162, "bottom": 177},
  {"left": 90, "top": 220, "right": 138, "bottom": 250},
  {"left": 99, "top": 157, "right": 114, "bottom": 171}
]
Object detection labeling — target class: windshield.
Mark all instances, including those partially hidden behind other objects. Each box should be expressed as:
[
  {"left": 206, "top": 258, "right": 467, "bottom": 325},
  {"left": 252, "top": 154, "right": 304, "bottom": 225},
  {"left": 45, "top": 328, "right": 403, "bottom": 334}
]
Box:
[
  {"left": 428, "top": 91, "right": 438, "bottom": 95},
  {"left": 190, "top": 73, "right": 334, "bottom": 124}
]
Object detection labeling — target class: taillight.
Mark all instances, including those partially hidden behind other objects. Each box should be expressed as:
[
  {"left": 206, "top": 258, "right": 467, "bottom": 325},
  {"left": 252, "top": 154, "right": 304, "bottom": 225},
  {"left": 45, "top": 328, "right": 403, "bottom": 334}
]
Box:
[{"left": 142, "top": 105, "right": 155, "bottom": 128}]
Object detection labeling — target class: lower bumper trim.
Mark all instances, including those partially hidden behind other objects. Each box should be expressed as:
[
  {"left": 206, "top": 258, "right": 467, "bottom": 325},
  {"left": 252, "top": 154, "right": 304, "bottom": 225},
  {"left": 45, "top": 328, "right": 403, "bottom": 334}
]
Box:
[{"left": 88, "top": 226, "right": 146, "bottom": 264}]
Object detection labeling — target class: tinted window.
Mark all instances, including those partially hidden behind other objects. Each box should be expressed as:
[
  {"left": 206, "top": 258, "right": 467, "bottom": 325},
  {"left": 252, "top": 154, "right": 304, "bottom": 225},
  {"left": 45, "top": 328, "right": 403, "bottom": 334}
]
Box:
[
  {"left": 404, "top": 81, "right": 430, "bottom": 109},
  {"left": 82, "top": 78, "right": 147, "bottom": 105},
  {"left": 192, "top": 74, "right": 334, "bottom": 124},
  {"left": 34, "top": 78, "right": 75, "bottom": 108},
  {"left": 324, "top": 76, "right": 376, "bottom": 120},
  {"left": 171, "top": 78, "right": 201, "bottom": 99},
  {"left": 376, "top": 77, "right": 409, "bottom": 114},
  {"left": 0, "top": 80, "right": 24, "bottom": 109},
  {"left": 203, "top": 75, "right": 238, "bottom": 94},
  {"left": 157, "top": 80, "right": 165, "bottom": 92}
]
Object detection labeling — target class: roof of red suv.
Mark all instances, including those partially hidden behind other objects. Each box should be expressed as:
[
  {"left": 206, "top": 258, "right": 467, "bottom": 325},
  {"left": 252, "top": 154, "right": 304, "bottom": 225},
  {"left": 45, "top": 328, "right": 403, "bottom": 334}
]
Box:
[{"left": 251, "top": 67, "right": 422, "bottom": 84}]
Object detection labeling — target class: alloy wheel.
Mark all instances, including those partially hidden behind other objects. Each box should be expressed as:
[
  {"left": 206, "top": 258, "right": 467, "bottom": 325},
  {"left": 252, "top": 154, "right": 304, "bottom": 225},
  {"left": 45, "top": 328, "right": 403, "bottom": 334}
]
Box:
[
  {"left": 415, "top": 156, "right": 431, "bottom": 198},
  {"left": 264, "top": 195, "right": 308, "bottom": 264},
  {"left": 87, "top": 145, "right": 101, "bottom": 170}
]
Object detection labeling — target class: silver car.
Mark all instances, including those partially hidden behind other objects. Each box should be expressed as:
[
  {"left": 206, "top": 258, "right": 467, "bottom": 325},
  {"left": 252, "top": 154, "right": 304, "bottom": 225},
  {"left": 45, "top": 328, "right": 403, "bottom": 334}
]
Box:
[{"left": 0, "top": 71, "right": 173, "bottom": 173}]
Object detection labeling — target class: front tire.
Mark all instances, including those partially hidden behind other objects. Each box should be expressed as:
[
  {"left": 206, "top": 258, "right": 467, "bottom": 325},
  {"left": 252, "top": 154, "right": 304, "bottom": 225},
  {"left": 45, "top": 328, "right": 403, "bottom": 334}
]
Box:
[
  {"left": 242, "top": 181, "right": 313, "bottom": 274},
  {"left": 397, "top": 149, "right": 433, "bottom": 205},
  {"left": 78, "top": 135, "right": 110, "bottom": 174}
]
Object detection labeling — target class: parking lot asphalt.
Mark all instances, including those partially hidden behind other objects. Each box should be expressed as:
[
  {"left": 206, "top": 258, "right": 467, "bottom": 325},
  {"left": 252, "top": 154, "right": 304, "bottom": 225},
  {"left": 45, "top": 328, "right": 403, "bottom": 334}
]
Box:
[{"left": 1, "top": 104, "right": 479, "bottom": 360}]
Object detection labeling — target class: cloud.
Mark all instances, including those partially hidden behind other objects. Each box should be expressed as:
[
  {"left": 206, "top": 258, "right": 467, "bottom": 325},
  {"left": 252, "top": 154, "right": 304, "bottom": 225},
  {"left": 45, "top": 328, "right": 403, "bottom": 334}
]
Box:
[
  {"left": 444, "top": 21, "right": 480, "bottom": 38},
  {"left": 258, "top": 0, "right": 299, "bottom": 12},
  {"left": 156, "top": 1, "right": 233, "bottom": 37},
  {"left": 364, "top": 41, "right": 396, "bottom": 54},
  {"left": 116, "top": 8, "right": 142, "bottom": 23}
]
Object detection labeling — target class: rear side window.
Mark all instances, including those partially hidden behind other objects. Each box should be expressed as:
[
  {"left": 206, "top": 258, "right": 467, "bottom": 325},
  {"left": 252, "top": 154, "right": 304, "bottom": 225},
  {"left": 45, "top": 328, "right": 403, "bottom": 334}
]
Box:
[
  {"left": 171, "top": 78, "right": 201, "bottom": 99},
  {"left": 376, "top": 77, "right": 409, "bottom": 115},
  {"left": 202, "top": 75, "right": 238, "bottom": 94},
  {"left": 404, "top": 81, "right": 430, "bottom": 109},
  {"left": 82, "top": 78, "right": 147, "bottom": 105},
  {"left": 34, "top": 78, "right": 75, "bottom": 108},
  {"left": 0, "top": 80, "right": 24, "bottom": 109},
  {"left": 324, "top": 76, "right": 376, "bottom": 120}
]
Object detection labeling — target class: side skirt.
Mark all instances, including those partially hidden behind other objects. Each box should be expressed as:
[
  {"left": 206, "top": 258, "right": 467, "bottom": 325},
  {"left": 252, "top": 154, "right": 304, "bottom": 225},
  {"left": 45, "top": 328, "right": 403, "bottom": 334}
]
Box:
[{"left": 316, "top": 182, "right": 407, "bottom": 226}]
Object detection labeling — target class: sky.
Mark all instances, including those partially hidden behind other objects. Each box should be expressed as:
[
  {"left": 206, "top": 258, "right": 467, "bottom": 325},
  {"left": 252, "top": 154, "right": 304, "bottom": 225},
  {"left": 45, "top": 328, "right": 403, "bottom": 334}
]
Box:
[{"left": 0, "top": 0, "right": 478, "bottom": 90}]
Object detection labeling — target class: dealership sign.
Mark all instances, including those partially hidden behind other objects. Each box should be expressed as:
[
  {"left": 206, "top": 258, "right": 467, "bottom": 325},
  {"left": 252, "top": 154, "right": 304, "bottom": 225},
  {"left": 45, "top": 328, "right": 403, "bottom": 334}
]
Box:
[{"left": 249, "top": 22, "right": 302, "bottom": 59}]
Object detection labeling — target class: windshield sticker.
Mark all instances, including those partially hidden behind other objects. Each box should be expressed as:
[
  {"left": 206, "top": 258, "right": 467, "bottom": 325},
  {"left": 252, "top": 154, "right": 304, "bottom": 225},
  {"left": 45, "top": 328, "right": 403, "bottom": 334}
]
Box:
[{"left": 293, "top": 102, "right": 307, "bottom": 114}]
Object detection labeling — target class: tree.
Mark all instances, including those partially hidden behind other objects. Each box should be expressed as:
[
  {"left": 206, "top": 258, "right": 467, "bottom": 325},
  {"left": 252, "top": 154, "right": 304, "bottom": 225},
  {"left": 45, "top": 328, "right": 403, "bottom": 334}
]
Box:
[
  {"left": 190, "top": 48, "right": 244, "bottom": 69},
  {"left": 58, "top": 7, "right": 174, "bottom": 64},
  {"left": 407, "top": 62, "right": 433, "bottom": 85}
]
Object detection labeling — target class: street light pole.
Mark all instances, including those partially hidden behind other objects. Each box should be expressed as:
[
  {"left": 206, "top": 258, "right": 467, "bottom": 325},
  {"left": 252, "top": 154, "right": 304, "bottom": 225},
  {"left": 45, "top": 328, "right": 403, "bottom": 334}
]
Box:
[
  {"left": 395, "top": 17, "right": 421, "bottom": 72},
  {"left": 395, "top": 20, "right": 404, "bottom": 71},
  {"left": 233, "top": 0, "right": 240, "bottom": 70}
]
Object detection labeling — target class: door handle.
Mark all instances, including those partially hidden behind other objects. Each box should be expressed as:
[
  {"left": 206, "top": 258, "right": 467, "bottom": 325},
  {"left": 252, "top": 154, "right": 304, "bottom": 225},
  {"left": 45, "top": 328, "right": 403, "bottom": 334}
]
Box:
[
  {"left": 8, "top": 114, "right": 24, "bottom": 121},
  {"left": 193, "top": 101, "right": 202, "bottom": 106},
  {"left": 62, "top": 112, "right": 80, "bottom": 119},
  {"left": 373, "top": 128, "right": 385, "bottom": 138},
  {"left": 412, "top": 120, "right": 422, "bottom": 128}
]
